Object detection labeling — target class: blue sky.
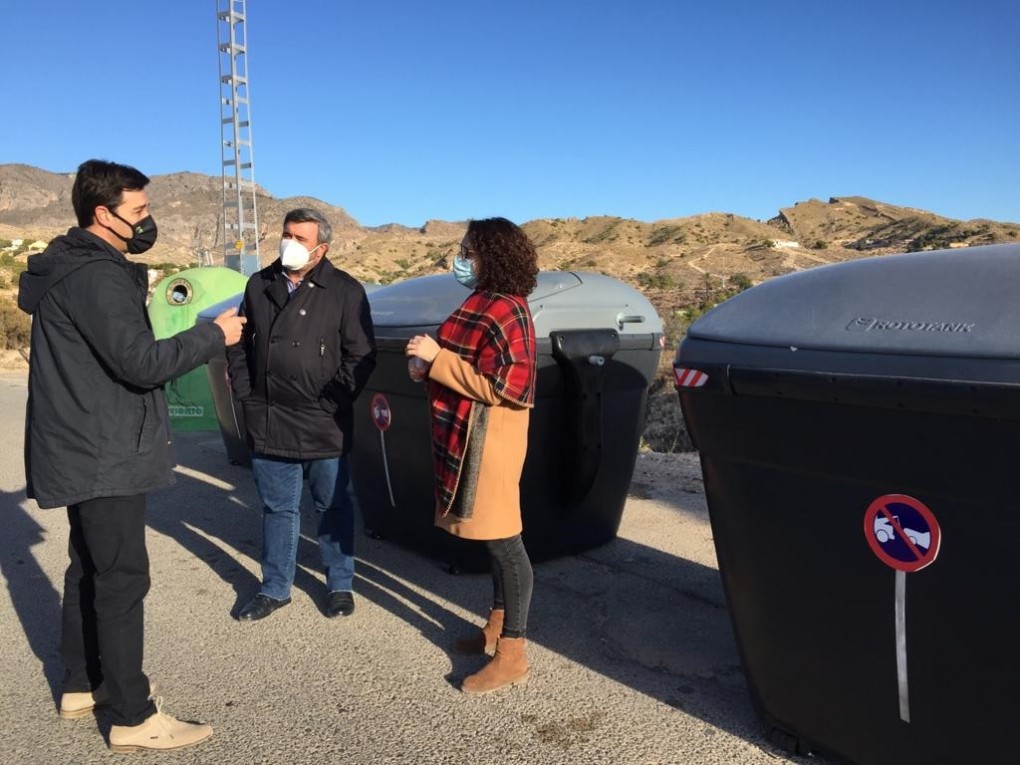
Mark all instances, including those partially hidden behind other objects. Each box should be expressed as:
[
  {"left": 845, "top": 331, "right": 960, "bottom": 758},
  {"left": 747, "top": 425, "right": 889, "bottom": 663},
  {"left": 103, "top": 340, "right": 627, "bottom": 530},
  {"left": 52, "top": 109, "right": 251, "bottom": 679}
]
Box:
[{"left": 2, "top": 1, "right": 1017, "bottom": 227}]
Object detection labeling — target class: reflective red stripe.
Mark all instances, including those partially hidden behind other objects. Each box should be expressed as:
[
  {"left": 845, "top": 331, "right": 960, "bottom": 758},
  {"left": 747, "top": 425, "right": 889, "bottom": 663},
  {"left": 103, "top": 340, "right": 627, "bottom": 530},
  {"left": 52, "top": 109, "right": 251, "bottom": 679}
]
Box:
[{"left": 673, "top": 367, "right": 708, "bottom": 387}]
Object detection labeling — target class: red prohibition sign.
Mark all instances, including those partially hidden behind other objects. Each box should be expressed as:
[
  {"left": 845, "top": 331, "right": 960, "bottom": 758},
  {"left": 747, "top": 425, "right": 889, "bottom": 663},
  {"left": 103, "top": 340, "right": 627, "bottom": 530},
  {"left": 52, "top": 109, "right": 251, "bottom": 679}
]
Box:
[
  {"left": 370, "top": 393, "right": 392, "bottom": 432},
  {"left": 863, "top": 494, "right": 941, "bottom": 572}
]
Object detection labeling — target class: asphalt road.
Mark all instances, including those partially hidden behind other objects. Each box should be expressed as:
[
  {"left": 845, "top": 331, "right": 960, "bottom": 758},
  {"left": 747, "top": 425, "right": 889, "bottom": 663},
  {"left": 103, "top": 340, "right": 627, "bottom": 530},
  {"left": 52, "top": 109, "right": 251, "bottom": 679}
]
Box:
[{"left": 0, "top": 373, "right": 815, "bottom": 765}]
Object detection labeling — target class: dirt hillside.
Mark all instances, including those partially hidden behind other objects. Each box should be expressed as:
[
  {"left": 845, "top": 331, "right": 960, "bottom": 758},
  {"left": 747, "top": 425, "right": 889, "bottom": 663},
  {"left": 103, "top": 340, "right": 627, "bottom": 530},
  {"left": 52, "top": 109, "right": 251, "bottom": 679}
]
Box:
[{"left": 3, "top": 165, "right": 1018, "bottom": 452}]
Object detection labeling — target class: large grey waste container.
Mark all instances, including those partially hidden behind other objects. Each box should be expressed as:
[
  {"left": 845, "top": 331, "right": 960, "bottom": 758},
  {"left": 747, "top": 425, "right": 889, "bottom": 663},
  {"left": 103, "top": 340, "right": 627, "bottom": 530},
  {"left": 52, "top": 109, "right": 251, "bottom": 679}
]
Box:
[
  {"left": 349, "top": 271, "right": 663, "bottom": 569},
  {"left": 675, "top": 243, "right": 1020, "bottom": 765}
]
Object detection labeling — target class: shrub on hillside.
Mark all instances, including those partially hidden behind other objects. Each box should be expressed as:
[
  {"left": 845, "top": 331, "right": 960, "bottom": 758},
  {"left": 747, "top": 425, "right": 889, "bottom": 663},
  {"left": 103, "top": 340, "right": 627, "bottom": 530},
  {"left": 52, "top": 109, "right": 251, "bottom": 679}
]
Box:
[
  {"left": 729, "top": 272, "right": 753, "bottom": 290},
  {"left": 0, "top": 296, "right": 31, "bottom": 350},
  {"left": 1, "top": 253, "right": 28, "bottom": 278},
  {"left": 636, "top": 272, "right": 677, "bottom": 290},
  {"left": 646, "top": 225, "right": 685, "bottom": 247},
  {"left": 642, "top": 380, "right": 694, "bottom": 453}
]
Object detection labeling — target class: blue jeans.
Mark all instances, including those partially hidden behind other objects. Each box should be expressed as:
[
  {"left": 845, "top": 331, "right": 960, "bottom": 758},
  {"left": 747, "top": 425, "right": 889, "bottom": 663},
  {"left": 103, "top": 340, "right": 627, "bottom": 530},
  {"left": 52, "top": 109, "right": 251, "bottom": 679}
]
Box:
[{"left": 250, "top": 454, "right": 355, "bottom": 601}]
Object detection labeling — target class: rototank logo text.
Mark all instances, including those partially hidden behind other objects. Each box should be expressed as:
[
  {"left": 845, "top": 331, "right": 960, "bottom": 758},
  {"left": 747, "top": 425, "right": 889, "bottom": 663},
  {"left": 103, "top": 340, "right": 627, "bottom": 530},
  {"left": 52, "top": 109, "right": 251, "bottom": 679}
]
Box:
[{"left": 846, "top": 317, "right": 975, "bottom": 333}]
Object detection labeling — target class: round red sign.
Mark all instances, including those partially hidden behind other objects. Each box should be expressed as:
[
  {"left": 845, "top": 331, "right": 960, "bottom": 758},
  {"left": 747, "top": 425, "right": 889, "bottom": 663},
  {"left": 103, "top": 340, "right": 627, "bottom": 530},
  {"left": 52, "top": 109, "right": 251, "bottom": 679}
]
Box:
[
  {"left": 370, "top": 393, "right": 392, "bottom": 432},
  {"left": 863, "top": 494, "right": 941, "bottom": 572}
]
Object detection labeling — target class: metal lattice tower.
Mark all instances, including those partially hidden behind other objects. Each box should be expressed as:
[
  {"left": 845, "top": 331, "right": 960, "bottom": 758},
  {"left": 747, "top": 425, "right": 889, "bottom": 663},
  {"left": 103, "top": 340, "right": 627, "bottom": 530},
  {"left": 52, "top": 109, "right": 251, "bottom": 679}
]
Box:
[{"left": 217, "top": 0, "right": 260, "bottom": 275}]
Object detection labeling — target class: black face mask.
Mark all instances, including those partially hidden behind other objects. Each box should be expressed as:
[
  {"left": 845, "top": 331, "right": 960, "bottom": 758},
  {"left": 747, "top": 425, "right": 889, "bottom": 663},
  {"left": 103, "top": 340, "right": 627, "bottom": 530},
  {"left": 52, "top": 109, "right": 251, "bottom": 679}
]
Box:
[{"left": 107, "top": 210, "right": 158, "bottom": 254}]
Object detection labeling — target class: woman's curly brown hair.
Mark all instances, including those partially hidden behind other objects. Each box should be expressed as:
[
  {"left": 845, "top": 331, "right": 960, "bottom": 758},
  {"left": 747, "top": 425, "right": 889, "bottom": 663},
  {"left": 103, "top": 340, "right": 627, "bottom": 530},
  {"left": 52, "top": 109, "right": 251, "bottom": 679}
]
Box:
[{"left": 467, "top": 217, "right": 538, "bottom": 296}]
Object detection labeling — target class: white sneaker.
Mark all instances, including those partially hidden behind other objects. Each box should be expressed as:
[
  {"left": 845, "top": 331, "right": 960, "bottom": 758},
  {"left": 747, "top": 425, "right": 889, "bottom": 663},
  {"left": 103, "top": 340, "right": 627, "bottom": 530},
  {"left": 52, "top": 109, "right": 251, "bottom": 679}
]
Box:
[
  {"left": 59, "top": 684, "right": 110, "bottom": 720},
  {"left": 108, "top": 698, "right": 212, "bottom": 753},
  {"left": 59, "top": 680, "right": 156, "bottom": 720}
]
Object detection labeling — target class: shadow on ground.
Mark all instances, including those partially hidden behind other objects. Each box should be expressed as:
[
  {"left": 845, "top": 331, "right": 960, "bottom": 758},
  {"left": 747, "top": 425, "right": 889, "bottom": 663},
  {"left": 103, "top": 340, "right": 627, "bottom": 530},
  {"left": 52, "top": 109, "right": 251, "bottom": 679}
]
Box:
[
  {"left": 0, "top": 428, "right": 781, "bottom": 759},
  {"left": 157, "top": 432, "right": 770, "bottom": 753}
]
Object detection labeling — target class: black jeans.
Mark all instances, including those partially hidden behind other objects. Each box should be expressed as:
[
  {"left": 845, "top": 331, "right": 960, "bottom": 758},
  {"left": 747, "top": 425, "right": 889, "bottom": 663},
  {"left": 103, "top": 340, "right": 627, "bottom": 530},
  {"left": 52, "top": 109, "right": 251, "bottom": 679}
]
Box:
[
  {"left": 486, "top": 534, "right": 533, "bottom": 639},
  {"left": 62, "top": 495, "right": 155, "bottom": 727}
]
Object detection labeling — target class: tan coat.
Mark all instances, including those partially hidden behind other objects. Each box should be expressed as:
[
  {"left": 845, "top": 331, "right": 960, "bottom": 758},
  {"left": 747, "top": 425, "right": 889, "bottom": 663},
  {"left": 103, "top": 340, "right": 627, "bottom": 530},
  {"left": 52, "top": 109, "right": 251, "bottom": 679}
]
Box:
[{"left": 429, "top": 348, "right": 530, "bottom": 540}]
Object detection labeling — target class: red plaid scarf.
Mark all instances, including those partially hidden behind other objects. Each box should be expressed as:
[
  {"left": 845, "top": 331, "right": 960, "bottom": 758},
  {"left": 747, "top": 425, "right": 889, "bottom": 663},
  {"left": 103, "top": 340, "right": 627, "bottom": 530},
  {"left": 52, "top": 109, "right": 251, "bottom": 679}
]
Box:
[{"left": 429, "top": 291, "right": 536, "bottom": 519}]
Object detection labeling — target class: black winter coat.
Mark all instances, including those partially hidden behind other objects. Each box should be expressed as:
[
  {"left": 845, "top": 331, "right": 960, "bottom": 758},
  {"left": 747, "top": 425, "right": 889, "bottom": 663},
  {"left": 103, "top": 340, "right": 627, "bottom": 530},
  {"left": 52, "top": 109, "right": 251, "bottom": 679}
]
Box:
[
  {"left": 226, "top": 257, "right": 376, "bottom": 459},
  {"left": 17, "top": 228, "right": 226, "bottom": 509}
]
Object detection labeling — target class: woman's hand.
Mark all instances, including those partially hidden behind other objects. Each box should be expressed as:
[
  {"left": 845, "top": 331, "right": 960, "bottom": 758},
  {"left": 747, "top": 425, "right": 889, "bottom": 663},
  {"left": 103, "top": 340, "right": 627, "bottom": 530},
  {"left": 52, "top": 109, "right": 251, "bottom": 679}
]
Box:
[{"left": 405, "top": 334, "right": 440, "bottom": 363}]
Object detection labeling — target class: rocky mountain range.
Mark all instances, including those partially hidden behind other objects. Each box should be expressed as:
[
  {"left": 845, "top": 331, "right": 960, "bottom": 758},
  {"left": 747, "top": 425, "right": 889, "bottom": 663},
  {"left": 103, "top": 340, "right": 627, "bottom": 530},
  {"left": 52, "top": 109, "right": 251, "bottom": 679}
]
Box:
[
  {"left": 6, "top": 161, "right": 1020, "bottom": 342},
  {"left": 4, "top": 163, "right": 1018, "bottom": 313},
  {"left": 3, "top": 163, "right": 1019, "bottom": 451}
]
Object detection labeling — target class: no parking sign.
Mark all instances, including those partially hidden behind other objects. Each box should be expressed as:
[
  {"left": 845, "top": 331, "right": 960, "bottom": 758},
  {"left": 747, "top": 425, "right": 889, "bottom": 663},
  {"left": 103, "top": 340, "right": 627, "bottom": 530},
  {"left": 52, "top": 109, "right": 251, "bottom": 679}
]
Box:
[
  {"left": 370, "top": 393, "right": 392, "bottom": 432},
  {"left": 370, "top": 394, "right": 396, "bottom": 506},
  {"left": 864, "top": 493, "right": 942, "bottom": 724},
  {"left": 864, "top": 494, "right": 941, "bottom": 572}
]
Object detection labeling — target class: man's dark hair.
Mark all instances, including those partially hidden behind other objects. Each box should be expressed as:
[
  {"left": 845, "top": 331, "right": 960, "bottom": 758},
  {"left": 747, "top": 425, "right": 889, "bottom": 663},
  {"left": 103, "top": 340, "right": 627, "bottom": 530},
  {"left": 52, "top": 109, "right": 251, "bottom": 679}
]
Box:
[
  {"left": 71, "top": 159, "right": 150, "bottom": 228},
  {"left": 283, "top": 208, "right": 332, "bottom": 246},
  {"left": 467, "top": 217, "right": 539, "bottom": 296}
]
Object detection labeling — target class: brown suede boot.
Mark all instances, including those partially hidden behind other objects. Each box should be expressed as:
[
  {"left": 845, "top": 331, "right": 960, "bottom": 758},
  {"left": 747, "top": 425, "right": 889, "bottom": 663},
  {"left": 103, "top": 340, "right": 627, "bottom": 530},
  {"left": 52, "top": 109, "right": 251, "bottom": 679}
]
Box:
[
  {"left": 461, "top": 636, "right": 529, "bottom": 694},
  {"left": 452, "top": 608, "right": 504, "bottom": 655}
]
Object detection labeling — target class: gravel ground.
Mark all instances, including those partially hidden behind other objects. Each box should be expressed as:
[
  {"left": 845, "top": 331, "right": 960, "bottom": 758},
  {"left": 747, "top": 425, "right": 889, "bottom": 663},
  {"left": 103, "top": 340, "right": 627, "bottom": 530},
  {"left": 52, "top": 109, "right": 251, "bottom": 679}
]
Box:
[{"left": 0, "top": 372, "right": 821, "bottom": 765}]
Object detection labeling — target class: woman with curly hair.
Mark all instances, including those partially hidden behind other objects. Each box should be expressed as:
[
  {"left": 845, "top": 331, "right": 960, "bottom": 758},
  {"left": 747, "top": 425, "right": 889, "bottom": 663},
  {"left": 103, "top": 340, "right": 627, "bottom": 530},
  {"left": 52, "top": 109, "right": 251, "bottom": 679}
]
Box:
[{"left": 405, "top": 217, "right": 538, "bottom": 694}]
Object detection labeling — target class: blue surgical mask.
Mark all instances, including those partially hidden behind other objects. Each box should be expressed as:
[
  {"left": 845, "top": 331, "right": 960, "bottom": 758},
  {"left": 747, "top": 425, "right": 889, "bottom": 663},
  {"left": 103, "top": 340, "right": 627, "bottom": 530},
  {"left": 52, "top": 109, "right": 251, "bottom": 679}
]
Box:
[{"left": 453, "top": 255, "right": 478, "bottom": 289}]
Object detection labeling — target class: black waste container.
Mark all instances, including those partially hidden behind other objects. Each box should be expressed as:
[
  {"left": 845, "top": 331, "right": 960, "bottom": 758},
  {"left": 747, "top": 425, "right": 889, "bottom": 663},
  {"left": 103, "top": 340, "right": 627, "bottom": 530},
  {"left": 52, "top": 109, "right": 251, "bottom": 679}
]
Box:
[
  {"left": 675, "top": 243, "right": 1020, "bottom": 765},
  {"left": 349, "top": 271, "right": 663, "bottom": 570},
  {"left": 197, "top": 293, "right": 250, "bottom": 465}
]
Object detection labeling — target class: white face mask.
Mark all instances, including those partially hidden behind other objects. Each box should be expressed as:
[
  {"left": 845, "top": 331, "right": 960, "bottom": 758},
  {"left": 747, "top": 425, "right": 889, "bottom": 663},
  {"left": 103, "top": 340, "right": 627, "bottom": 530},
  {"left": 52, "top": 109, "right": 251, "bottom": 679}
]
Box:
[{"left": 279, "top": 238, "right": 321, "bottom": 271}]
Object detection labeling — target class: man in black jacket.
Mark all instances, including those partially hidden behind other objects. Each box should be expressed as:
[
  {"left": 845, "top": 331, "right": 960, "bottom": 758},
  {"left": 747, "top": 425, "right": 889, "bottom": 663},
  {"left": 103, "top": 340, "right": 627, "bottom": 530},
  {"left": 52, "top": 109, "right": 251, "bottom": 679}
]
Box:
[
  {"left": 227, "top": 208, "right": 376, "bottom": 622},
  {"left": 18, "top": 159, "right": 246, "bottom": 752}
]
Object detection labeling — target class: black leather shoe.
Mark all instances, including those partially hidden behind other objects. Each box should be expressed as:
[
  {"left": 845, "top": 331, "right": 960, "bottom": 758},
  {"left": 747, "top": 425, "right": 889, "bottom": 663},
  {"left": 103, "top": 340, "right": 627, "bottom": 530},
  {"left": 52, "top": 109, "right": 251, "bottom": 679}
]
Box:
[
  {"left": 326, "top": 591, "right": 355, "bottom": 618},
  {"left": 238, "top": 594, "right": 291, "bottom": 621}
]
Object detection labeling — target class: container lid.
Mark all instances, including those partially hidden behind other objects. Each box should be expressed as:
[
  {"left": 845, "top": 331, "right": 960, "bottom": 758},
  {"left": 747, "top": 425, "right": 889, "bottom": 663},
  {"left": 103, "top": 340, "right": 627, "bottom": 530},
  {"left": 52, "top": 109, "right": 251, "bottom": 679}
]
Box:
[
  {"left": 195, "top": 282, "right": 386, "bottom": 323},
  {"left": 368, "top": 271, "right": 662, "bottom": 336},
  {"left": 688, "top": 244, "right": 1020, "bottom": 359}
]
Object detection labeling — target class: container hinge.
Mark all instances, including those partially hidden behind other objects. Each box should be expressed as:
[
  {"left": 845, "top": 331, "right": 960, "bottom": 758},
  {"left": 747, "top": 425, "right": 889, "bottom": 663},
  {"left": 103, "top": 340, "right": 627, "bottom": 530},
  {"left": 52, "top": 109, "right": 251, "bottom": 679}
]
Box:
[{"left": 550, "top": 329, "right": 620, "bottom": 506}]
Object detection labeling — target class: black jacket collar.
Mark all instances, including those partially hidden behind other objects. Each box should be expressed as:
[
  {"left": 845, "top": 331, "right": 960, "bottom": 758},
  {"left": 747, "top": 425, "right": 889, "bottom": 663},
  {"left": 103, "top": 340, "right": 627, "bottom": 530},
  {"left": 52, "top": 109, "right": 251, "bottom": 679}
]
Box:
[{"left": 264, "top": 256, "right": 336, "bottom": 308}]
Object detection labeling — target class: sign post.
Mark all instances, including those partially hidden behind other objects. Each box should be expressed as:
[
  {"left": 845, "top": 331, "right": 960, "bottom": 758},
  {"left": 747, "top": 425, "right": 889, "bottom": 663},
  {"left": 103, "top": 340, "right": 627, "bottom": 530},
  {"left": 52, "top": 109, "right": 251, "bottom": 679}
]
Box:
[
  {"left": 863, "top": 493, "right": 942, "bottom": 723},
  {"left": 370, "top": 393, "right": 396, "bottom": 507}
]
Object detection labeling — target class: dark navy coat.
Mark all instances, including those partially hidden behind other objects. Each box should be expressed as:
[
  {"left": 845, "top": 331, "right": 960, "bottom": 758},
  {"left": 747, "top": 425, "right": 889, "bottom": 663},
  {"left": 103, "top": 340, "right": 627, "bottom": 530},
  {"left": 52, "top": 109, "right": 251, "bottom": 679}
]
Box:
[
  {"left": 18, "top": 228, "right": 225, "bottom": 509},
  {"left": 226, "top": 257, "right": 376, "bottom": 459}
]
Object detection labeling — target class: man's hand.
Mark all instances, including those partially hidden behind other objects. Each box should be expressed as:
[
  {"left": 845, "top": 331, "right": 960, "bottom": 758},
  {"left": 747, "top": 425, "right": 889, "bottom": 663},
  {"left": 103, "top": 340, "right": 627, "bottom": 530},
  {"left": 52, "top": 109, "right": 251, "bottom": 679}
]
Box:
[{"left": 214, "top": 307, "right": 247, "bottom": 346}]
